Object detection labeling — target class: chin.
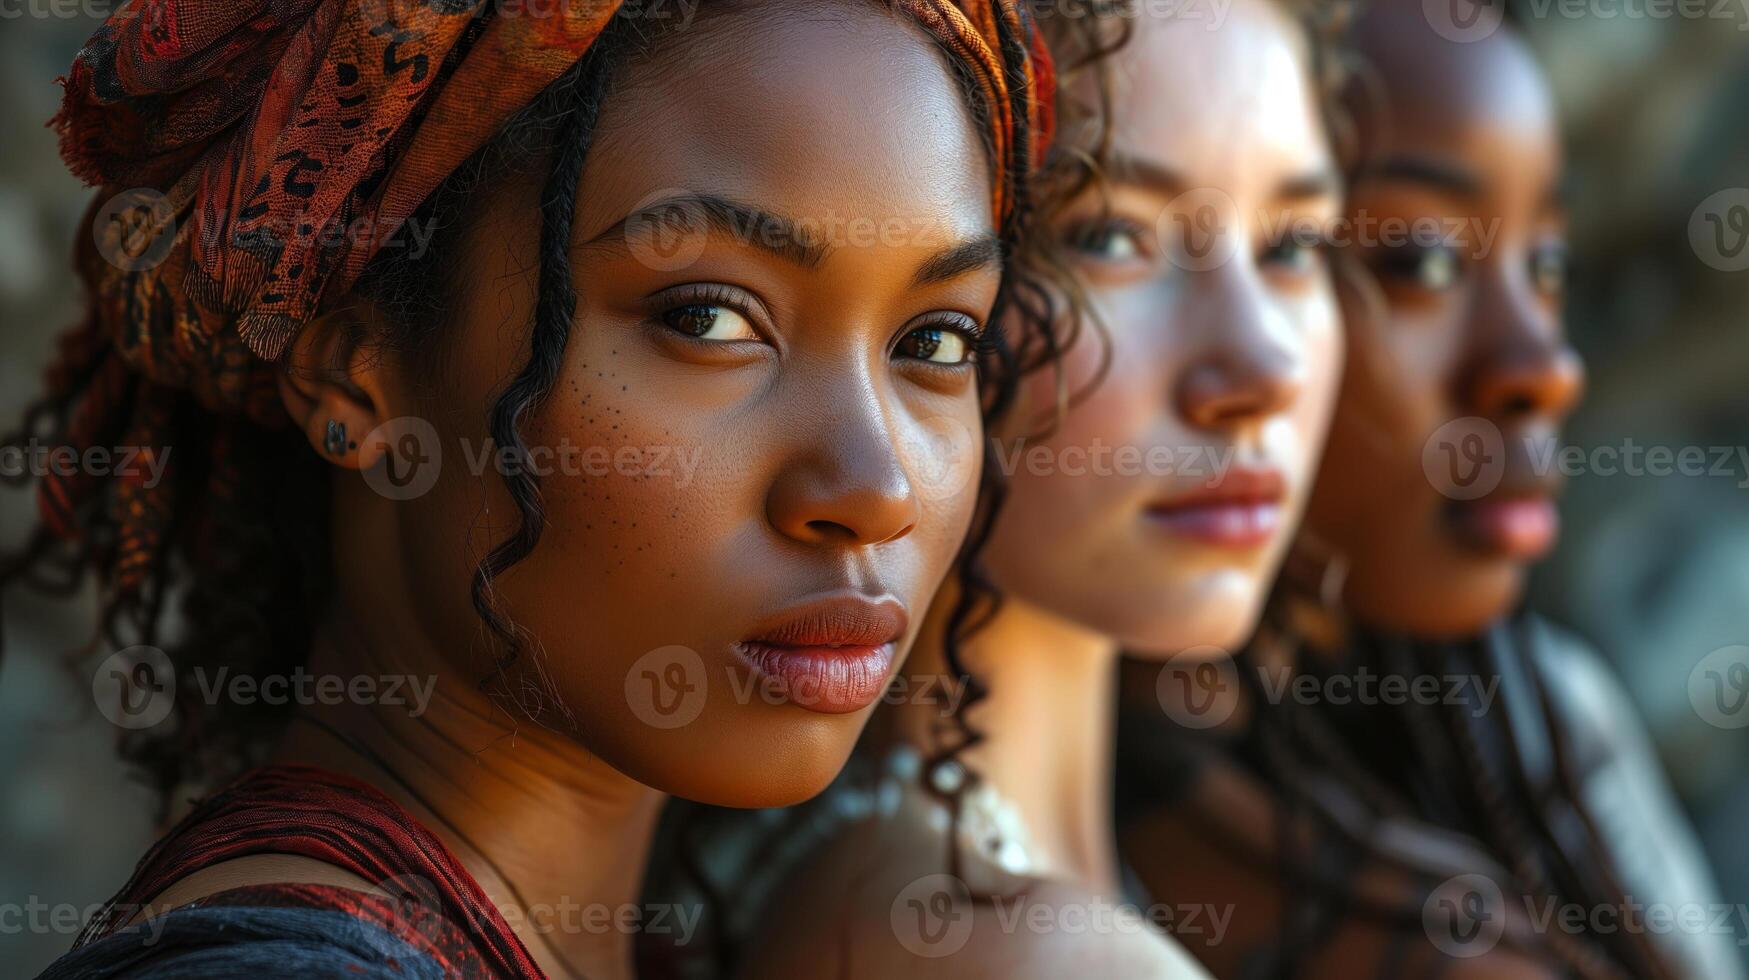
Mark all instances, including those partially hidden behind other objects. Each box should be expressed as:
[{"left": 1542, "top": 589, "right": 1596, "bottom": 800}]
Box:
[
  {"left": 1121, "top": 571, "right": 1269, "bottom": 658},
  {"left": 576, "top": 708, "right": 859, "bottom": 808},
  {"left": 1346, "top": 559, "right": 1525, "bottom": 641}
]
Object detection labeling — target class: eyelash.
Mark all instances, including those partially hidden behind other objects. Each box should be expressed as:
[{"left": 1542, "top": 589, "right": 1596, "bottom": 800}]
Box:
[
  {"left": 1062, "top": 215, "right": 1154, "bottom": 264},
  {"left": 895, "top": 314, "right": 986, "bottom": 367},
  {"left": 649, "top": 282, "right": 985, "bottom": 364}
]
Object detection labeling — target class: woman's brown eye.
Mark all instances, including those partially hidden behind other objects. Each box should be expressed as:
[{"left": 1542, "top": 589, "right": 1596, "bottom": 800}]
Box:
[
  {"left": 897, "top": 327, "right": 970, "bottom": 365},
  {"left": 1065, "top": 217, "right": 1149, "bottom": 263},
  {"left": 1376, "top": 245, "right": 1460, "bottom": 291},
  {"left": 661, "top": 304, "right": 757, "bottom": 341}
]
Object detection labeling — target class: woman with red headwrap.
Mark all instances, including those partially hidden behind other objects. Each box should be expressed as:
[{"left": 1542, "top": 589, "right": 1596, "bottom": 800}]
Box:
[{"left": 10, "top": 1, "right": 1058, "bottom": 977}]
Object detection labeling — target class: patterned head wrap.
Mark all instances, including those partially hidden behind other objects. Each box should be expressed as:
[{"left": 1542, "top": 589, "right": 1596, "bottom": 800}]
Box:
[{"left": 39, "top": 0, "right": 1055, "bottom": 592}]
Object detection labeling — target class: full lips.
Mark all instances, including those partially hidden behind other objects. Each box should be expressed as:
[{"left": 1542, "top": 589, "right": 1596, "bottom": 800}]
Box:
[
  {"left": 731, "top": 641, "right": 897, "bottom": 715},
  {"left": 1144, "top": 467, "right": 1289, "bottom": 549},
  {"left": 1448, "top": 495, "right": 1559, "bottom": 559},
  {"left": 1144, "top": 501, "right": 1284, "bottom": 548},
  {"left": 733, "top": 597, "right": 907, "bottom": 714}
]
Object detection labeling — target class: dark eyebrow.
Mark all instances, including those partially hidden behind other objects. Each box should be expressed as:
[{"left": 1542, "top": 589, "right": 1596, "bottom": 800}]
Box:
[
  {"left": 1355, "top": 155, "right": 1483, "bottom": 198},
  {"left": 912, "top": 234, "right": 1003, "bottom": 287},
  {"left": 586, "top": 193, "right": 830, "bottom": 268},
  {"left": 1107, "top": 153, "right": 1337, "bottom": 207},
  {"left": 1106, "top": 152, "right": 1188, "bottom": 198},
  {"left": 1276, "top": 170, "right": 1340, "bottom": 203}
]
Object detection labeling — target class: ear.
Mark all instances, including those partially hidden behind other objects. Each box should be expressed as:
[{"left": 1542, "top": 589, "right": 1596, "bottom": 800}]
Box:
[{"left": 277, "top": 302, "right": 398, "bottom": 472}]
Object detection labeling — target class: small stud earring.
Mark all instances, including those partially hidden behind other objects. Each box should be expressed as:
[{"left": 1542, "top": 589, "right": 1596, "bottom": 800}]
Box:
[{"left": 323, "top": 419, "right": 347, "bottom": 457}]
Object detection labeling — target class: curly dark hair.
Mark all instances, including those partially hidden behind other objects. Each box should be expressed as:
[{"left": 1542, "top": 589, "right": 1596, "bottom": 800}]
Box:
[{"left": 1, "top": 0, "right": 1063, "bottom": 820}]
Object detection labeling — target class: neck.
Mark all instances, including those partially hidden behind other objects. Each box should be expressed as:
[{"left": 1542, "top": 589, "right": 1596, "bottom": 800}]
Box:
[
  {"left": 276, "top": 613, "right": 663, "bottom": 980},
  {"left": 893, "top": 592, "right": 1122, "bottom": 890}
]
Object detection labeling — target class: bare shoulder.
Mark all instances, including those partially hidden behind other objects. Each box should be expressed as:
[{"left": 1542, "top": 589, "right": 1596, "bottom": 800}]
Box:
[
  {"left": 741, "top": 805, "right": 1206, "bottom": 979},
  {"left": 126, "top": 854, "right": 379, "bottom": 926}
]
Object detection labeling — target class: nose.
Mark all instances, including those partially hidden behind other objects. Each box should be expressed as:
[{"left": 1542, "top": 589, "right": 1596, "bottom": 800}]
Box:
[
  {"left": 1460, "top": 267, "right": 1585, "bottom": 422},
  {"left": 766, "top": 394, "right": 923, "bottom": 548},
  {"left": 1174, "top": 272, "right": 1306, "bottom": 430}
]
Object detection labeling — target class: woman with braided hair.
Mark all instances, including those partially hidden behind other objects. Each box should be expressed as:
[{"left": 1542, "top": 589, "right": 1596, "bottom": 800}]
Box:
[
  {"left": 1116, "top": 3, "right": 1737, "bottom": 978},
  {"left": 735, "top": 0, "right": 1347, "bottom": 975},
  {"left": 8, "top": 1, "right": 1061, "bottom": 977}
]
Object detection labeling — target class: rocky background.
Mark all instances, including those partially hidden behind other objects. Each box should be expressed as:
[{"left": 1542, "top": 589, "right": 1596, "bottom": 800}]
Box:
[{"left": 1, "top": 3, "right": 1746, "bottom": 974}]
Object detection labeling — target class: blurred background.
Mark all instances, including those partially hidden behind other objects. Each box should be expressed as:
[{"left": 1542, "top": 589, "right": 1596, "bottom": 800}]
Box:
[{"left": 1, "top": 3, "right": 1746, "bottom": 975}]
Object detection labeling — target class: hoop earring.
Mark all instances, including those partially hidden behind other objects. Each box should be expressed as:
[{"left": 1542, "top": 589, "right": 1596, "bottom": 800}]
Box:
[{"left": 323, "top": 419, "right": 347, "bottom": 457}]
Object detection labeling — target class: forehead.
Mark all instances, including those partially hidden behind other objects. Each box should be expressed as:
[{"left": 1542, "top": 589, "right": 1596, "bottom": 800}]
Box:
[
  {"left": 1080, "top": 0, "right": 1329, "bottom": 189},
  {"left": 577, "top": 6, "right": 994, "bottom": 241},
  {"left": 1349, "top": 14, "right": 1562, "bottom": 195}
]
